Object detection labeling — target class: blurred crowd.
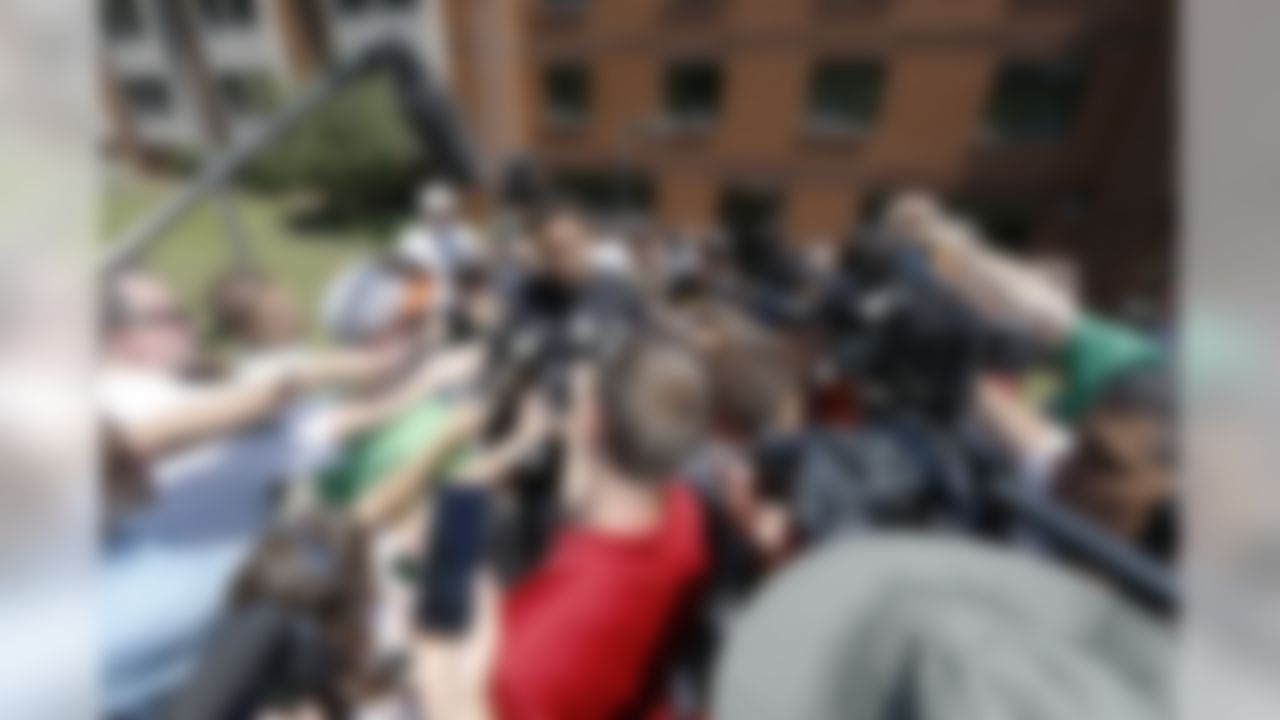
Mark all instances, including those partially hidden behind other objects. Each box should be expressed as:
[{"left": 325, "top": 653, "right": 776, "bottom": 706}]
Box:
[{"left": 100, "top": 180, "right": 1174, "bottom": 719}]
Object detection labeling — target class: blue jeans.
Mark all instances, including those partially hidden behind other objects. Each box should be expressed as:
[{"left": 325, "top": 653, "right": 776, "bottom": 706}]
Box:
[{"left": 102, "top": 534, "right": 252, "bottom": 717}]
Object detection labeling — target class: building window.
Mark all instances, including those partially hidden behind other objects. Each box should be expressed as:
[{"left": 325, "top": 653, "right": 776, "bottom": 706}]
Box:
[
  {"left": 219, "top": 72, "right": 279, "bottom": 117},
  {"left": 102, "top": 0, "right": 145, "bottom": 40},
  {"left": 984, "top": 59, "right": 1086, "bottom": 143},
  {"left": 957, "top": 202, "right": 1037, "bottom": 252},
  {"left": 552, "top": 169, "right": 652, "bottom": 217},
  {"left": 197, "top": 0, "right": 256, "bottom": 29},
  {"left": 719, "top": 186, "right": 785, "bottom": 257},
  {"left": 613, "top": 171, "right": 655, "bottom": 216},
  {"left": 807, "top": 60, "right": 884, "bottom": 134},
  {"left": 855, "top": 188, "right": 891, "bottom": 232},
  {"left": 337, "top": 0, "right": 420, "bottom": 14},
  {"left": 121, "top": 76, "right": 172, "bottom": 116},
  {"left": 665, "top": 60, "right": 722, "bottom": 128},
  {"left": 542, "top": 0, "right": 589, "bottom": 13},
  {"left": 543, "top": 63, "right": 591, "bottom": 127}
]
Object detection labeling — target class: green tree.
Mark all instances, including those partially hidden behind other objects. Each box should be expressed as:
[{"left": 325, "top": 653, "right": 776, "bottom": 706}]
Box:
[{"left": 248, "top": 76, "right": 421, "bottom": 219}]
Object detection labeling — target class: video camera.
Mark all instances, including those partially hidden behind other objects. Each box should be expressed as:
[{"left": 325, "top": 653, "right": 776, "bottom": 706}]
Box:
[
  {"left": 728, "top": 223, "right": 1175, "bottom": 610},
  {"left": 813, "top": 227, "right": 1041, "bottom": 426}
]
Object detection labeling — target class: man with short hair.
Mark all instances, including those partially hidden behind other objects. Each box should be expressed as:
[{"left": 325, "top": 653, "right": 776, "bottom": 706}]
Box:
[
  {"left": 100, "top": 268, "right": 340, "bottom": 716},
  {"left": 414, "top": 333, "right": 713, "bottom": 720}
]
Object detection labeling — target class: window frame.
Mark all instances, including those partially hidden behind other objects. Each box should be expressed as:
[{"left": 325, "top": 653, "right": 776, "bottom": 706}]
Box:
[
  {"left": 218, "top": 71, "right": 280, "bottom": 118},
  {"left": 664, "top": 59, "right": 723, "bottom": 130},
  {"left": 550, "top": 168, "right": 654, "bottom": 218},
  {"left": 806, "top": 58, "right": 886, "bottom": 136},
  {"left": 102, "top": 0, "right": 146, "bottom": 41},
  {"left": 542, "top": 61, "right": 592, "bottom": 128},
  {"left": 120, "top": 75, "right": 173, "bottom": 117},
  {"left": 982, "top": 58, "right": 1089, "bottom": 144}
]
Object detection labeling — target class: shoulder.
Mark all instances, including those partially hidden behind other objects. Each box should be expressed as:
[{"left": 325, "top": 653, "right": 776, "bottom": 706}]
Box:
[
  {"left": 624, "top": 483, "right": 712, "bottom": 586},
  {"left": 99, "top": 369, "right": 195, "bottom": 425}
]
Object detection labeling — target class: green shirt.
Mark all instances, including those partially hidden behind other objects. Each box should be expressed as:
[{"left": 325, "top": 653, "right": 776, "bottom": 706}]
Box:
[
  {"left": 1053, "top": 315, "right": 1161, "bottom": 425},
  {"left": 319, "top": 397, "right": 467, "bottom": 507}
]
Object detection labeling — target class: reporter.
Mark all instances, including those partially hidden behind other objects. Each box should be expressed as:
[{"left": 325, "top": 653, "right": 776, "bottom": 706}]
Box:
[
  {"left": 414, "top": 333, "right": 713, "bottom": 720},
  {"left": 888, "top": 197, "right": 1174, "bottom": 556},
  {"left": 99, "top": 268, "right": 447, "bottom": 716}
]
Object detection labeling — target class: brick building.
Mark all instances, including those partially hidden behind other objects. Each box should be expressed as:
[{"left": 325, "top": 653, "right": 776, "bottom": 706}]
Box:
[
  {"left": 101, "top": 0, "right": 1174, "bottom": 310},
  {"left": 445, "top": 0, "right": 1174, "bottom": 310},
  {"left": 101, "top": 0, "right": 450, "bottom": 153}
]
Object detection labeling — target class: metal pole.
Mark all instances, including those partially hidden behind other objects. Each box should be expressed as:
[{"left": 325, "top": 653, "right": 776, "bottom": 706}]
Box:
[
  {"left": 102, "top": 42, "right": 480, "bottom": 272},
  {"left": 993, "top": 481, "right": 1178, "bottom": 612}
]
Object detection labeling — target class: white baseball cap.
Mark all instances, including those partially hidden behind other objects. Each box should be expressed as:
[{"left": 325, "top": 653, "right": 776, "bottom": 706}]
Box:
[
  {"left": 419, "top": 182, "right": 458, "bottom": 217},
  {"left": 322, "top": 260, "right": 415, "bottom": 344}
]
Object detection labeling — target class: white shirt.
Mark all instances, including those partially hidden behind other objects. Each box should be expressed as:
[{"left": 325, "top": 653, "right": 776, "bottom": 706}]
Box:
[
  {"left": 395, "top": 219, "right": 481, "bottom": 279},
  {"left": 99, "top": 367, "right": 338, "bottom": 544}
]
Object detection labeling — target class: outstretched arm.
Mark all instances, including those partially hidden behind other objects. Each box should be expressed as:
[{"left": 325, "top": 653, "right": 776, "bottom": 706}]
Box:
[
  {"left": 408, "top": 395, "right": 554, "bottom": 719},
  {"left": 324, "top": 343, "right": 485, "bottom": 445},
  {"left": 352, "top": 399, "right": 485, "bottom": 530},
  {"left": 974, "top": 375, "right": 1072, "bottom": 475},
  {"left": 887, "top": 193, "right": 1081, "bottom": 347},
  {"left": 113, "top": 374, "right": 302, "bottom": 460}
]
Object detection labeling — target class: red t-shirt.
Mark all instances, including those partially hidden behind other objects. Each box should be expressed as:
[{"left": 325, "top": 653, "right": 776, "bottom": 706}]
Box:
[{"left": 492, "top": 483, "right": 709, "bottom": 720}]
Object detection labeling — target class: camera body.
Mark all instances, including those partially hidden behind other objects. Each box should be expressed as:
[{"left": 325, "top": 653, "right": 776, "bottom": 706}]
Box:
[
  {"left": 815, "top": 232, "right": 983, "bottom": 426},
  {"left": 485, "top": 272, "right": 645, "bottom": 428},
  {"left": 732, "top": 227, "right": 1036, "bottom": 536}
]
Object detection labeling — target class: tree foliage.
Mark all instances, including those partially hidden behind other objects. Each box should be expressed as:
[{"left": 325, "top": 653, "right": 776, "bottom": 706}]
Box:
[{"left": 246, "top": 76, "right": 422, "bottom": 218}]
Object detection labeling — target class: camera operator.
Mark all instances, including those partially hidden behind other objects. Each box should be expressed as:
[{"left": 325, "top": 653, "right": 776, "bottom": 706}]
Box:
[
  {"left": 480, "top": 200, "right": 651, "bottom": 579},
  {"left": 886, "top": 195, "right": 1174, "bottom": 559},
  {"left": 413, "top": 332, "right": 713, "bottom": 720}
]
